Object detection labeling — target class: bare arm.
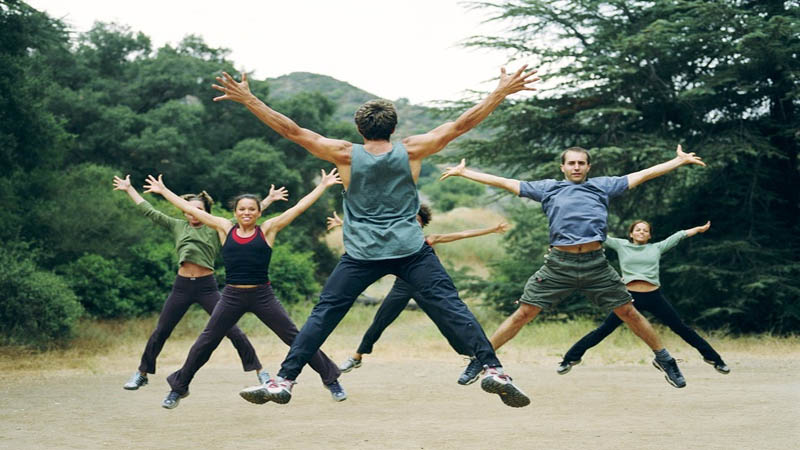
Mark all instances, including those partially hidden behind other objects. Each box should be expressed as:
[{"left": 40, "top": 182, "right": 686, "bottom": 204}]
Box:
[
  {"left": 260, "top": 184, "right": 289, "bottom": 211},
  {"left": 685, "top": 220, "right": 711, "bottom": 238},
  {"left": 427, "top": 222, "right": 510, "bottom": 246},
  {"left": 143, "top": 174, "right": 232, "bottom": 234},
  {"left": 627, "top": 144, "right": 706, "bottom": 189},
  {"left": 261, "top": 168, "right": 342, "bottom": 245},
  {"left": 404, "top": 66, "right": 540, "bottom": 160},
  {"left": 212, "top": 72, "right": 351, "bottom": 164},
  {"left": 326, "top": 211, "right": 343, "bottom": 231},
  {"left": 112, "top": 175, "right": 146, "bottom": 205},
  {"left": 440, "top": 159, "right": 521, "bottom": 195}
]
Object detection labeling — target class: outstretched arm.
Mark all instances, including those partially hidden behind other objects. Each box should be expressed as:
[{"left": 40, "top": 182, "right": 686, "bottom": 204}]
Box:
[
  {"left": 212, "top": 72, "right": 351, "bottom": 164},
  {"left": 143, "top": 174, "right": 232, "bottom": 234},
  {"left": 113, "top": 175, "right": 146, "bottom": 205},
  {"left": 627, "top": 145, "right": 706, "bottom": 189},
  {"left": 404, "top": 66, "right": 540, "bottom": 160},
  {"left": 440, "top": 159, "right": 521, "bottom": 195},
  {"left": 261, "top": 184, "right": 289, "bottom": 211},
  {"left": 427, "top": 222, "right": 510, "bottom": 246},
  {"left": 262, "top": 168, "right": 342, "bottom": 244},
  {"left": 685, "top": 220, "right": 711, "bottom": 238},
  {"left": 326, "top": 211, "right": 343, "bottom": 231}
]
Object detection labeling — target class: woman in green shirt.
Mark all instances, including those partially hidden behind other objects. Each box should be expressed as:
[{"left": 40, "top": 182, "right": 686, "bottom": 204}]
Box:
[
  {"left": 557, "top": 220, "right": 730, "bottom": 376},
  {"left": 113, "top": 175, "right": 287, "bottom": 391}
]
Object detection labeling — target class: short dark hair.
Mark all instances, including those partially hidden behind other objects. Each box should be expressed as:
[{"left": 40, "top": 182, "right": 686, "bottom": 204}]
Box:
[
  {"left": 627, "top": 220, "right": 652, "bottom": 242},
  {"left": 230, "top": 194, "right": 262, "bottom": 211},
  {"left": 181, "top": 190, "right": 214, "bottom": 213},
  {"left": 561, "top": 147, "right": 591, "bottom": 165},
  {"left": 354, "top": 99, "right": 397, "bottom": 141},
  {"left": 417, "top": 204, "right": 433, "bottom": 228}
]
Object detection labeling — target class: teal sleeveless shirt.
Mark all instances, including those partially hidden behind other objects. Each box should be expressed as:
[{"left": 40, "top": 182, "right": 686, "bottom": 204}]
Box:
[{"left": 342, "top": 143, "right": 425, "bottom": 260}]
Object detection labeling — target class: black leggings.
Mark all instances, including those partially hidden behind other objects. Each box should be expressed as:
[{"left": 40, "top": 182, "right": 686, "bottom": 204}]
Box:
[
  {"left": 563, "top": 289, "right": 722, "bottom": 363},
  {"left": 167, "top": 283, "right": 340, "bottom": 395},
  {"left": 138, "top": 274, "right": 260, "bottom": 374},
  {"left": 356, "top": 277, "right": 472, "bottom": 356}
]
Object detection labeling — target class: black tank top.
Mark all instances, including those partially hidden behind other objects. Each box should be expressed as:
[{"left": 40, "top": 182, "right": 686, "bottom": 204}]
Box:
[{"left": 221, "top": 225, "right": 272, "bottom": 285}]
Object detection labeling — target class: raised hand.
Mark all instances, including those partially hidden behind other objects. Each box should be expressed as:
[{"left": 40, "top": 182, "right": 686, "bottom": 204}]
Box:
[
  {"left": 320, "top": 168, "right": 343, "bottom": 187},
  {"left": 496, "top": 65, "right": 540, "bottom": 96},
  {"left": 440, "top": 159, "right": 467, "bottom": 181},
  {"left": 113, "top": 175, "right": 132, "bottom": 191},
  {"left": 267, "top": 185, "right": 289, "bottom": 203},
  {"left": 212, "top": 71, "right": 253, "bottom": 103},
  {"left": 494, "top": 222, "right": 511, "bottom": 234},
  {"left": 326, "top": 211, "right": 343, "bottom": 231},
  {"left": 143, "top": 174, "right": 167, "bottom": 195},
  {"left": 696, "top": 221, "right": 711, "bottom": 233},
  {"left": 676, "top": 144, "right": 706, "bottom": 167}
]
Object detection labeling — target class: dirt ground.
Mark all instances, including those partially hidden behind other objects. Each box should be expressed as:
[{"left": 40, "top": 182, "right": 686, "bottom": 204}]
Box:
[{"left": 1, "top": 348, "right": 798, "bottom": 450}]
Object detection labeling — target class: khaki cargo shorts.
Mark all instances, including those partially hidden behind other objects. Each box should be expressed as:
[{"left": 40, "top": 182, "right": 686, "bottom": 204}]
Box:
[{"left": 519, "top": 248, "right": 631, "bottom": 311}]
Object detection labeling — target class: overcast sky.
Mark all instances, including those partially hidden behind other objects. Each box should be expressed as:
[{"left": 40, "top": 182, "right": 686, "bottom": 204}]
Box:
[{"left": 29, "top": 0, "right": 532, "bottom": 105}]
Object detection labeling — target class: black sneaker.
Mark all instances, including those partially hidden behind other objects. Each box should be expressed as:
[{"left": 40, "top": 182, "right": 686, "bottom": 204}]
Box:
[
  {"left": 457, "top": 358, "right": 484, "bottom": 385},
  {"left": 161, "top": 390, "right": 189, "bottom": 409},
  {"left": 704, "top": 358, "right": 731, "bottom": 375},
  {"left": 325, "top": 380, "right": 347, "bottom": 402},
  {"left": 123, "top": 372, "right": 148, "bottom": 390},
  {"left": 480, "top": 367, "right": 531, "bottom": 408},
  {"left": 556, "top": 359, "right": 581, "bottom": 375},
  {"left": 652, "top": 358, "right": 687, "bottom": 388}
]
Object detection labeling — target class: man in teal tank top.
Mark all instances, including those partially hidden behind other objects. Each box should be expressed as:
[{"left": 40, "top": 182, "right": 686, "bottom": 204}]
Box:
[{"left": 214, "top": 66, "right": 539, "bottom": 408}]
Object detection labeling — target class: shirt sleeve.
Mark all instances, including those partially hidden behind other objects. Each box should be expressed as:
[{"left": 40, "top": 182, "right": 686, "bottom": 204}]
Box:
[
  {"left": 136, "top": 200, "right": 182, "bottom": 231},
  {"left": 519, "top": 180, "right": 555, "bottom": 202},
  {"left": 604, "top": 236, "right": 626, "bottom": 250},
  {"left": 654, "top": 230, "right": 688, "bottom": 254},
  {"left": 592, "top": 176, "right": 629, "bottom": 198}
]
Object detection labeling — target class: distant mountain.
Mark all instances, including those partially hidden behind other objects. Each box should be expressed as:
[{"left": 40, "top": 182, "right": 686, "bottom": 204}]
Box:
[{"left": 265, "top": 72, "right": 446, "bottom": 138}]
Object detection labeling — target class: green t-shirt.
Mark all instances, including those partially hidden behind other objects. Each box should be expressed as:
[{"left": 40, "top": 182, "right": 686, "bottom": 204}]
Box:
[
  {"left": 137, "top": 200, "right": 221, "bottom": 270},
  {"left": 604, "top": 230, "right": 687, "bottom": 287}
]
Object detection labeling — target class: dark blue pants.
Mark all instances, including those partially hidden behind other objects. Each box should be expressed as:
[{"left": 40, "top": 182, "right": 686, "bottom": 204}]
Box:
[
  {"left": 138, "top": 274, "right": 260, "bottom": 374},
  {"left": 563, "top": 289, "right": 723, "bottom": 363},
  {"left": 277, "top": 244, "right": 500, "bottom": 381},
  {"left": 356, "top": 277, "right": 472, "bottom": 356}
]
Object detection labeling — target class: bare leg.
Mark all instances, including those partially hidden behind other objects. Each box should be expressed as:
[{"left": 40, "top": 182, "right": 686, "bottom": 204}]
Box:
[
  {"left": 489, "top": 303, "right": 542, "bottom": 350},
  {"left": 613, "top": 302, "right": 663, "bottom": 350}
]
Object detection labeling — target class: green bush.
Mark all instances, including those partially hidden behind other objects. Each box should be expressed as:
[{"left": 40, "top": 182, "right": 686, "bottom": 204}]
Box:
[
  {"left": 58, "top": 253, "right": 138, "bottom": 318},
  {"left": 268, "top": 243, "right": 320, "bottom": 304},
  {"left": 420, "top": 176, "right": 485, "bottom": 212},
  {"left": 0, "top": 245, "right": 83, "bottom": 346}
]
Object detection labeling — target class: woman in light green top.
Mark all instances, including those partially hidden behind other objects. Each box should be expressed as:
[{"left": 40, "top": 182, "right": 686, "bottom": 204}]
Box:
[{"left": 557, "top": 220, "right": 730, "bottom": 375}]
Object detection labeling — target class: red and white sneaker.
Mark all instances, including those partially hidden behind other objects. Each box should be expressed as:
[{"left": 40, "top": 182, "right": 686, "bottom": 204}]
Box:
[
  {"left": 480, "top": 367, "right": 530, "bottom": 408},
  {"left": 265, "top": 376, "right": 295, "bottom": 404}
]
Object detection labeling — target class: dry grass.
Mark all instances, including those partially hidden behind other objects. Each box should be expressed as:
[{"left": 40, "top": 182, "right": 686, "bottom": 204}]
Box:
[{"left": 2, "top": 302, "right": 798, "bottom": 380}]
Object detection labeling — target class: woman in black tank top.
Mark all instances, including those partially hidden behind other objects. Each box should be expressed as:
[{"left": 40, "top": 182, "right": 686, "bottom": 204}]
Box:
[{"left": 142, "top": 169, "right": 347, "bottom": 409}]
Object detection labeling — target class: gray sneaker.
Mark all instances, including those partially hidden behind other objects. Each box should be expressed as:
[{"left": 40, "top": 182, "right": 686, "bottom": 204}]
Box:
[
  {"left": 480, "top": 367, "right": 531, "bottom": 408},
  {"left": 240, "top": 384, "right": 270, "bottom": 404},
  {"left": 457, "top": 358, "right": 484, "bottom": 385},
  {"left": 704, "top": 358, "right": 731, "bottom": 375},
  {"left": 338, "top": 356, "right": 362, "bottom": 373},
  {"left": 652, "top": 358, "right": 687, "bottom": 388},
  {"left": 123, "top": 372, "right": 148, "bottom": 390},
  {"left": 161, "top": 390, "right": 189, "bottom": 409},
  {"left": 257, "top": 370, "right": 271, "bottom": 385},
  {"left": 556, "top": 359, "right": 581, "bottom": 375},
  {"left": 325, "top": 380, "right": 347, "bottom": 402}
]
